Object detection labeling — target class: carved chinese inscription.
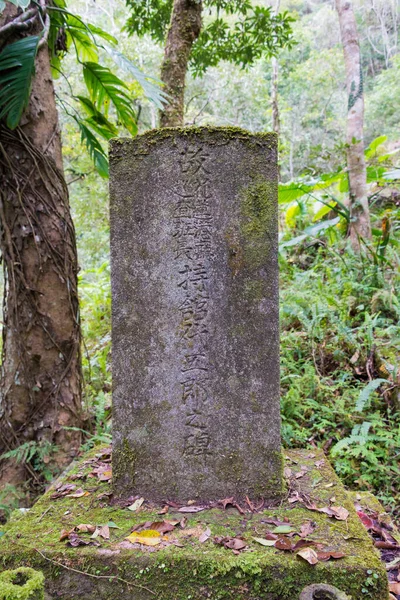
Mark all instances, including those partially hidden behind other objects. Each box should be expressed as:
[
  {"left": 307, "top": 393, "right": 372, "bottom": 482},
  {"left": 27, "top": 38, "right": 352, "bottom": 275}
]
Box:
[
  {"left": 173, "top": 145, "right": 213, "bottom": 459},
  {"left": 110, "top": 127, "right": 282, "bottom": 503}
]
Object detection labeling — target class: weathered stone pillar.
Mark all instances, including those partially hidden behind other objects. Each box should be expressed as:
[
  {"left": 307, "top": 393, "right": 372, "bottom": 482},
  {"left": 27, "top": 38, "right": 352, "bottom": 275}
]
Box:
[{"left": 110, "top": 127, "right": 282, "bottom": 502}]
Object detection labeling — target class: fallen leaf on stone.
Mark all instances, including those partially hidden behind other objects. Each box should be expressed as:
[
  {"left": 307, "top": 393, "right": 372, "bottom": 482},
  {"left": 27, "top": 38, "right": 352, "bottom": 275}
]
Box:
[
  {"left": 51, "top": 484, "right": 76, "bottom": 499},
  {"left": 253, "top": 537, "right": 276, "bottom": 547},
  {"left": 295, "top": 468, "right": 308, "bottom": 479},
  {"left": 59, "top": 528, "right": 73, "bottom": 541},
  {"left": 263, "top": 517, "right": 290, "bottom": 527},
  {"left": 148, "top": 521, "right": 176, "bottom": 534},
  {"left": 306, "top": 453, "right": 316, "bottom": 459},
  {"left": 67, "top": 532, "right": 99, "bottom": 547},
  {"left": 199, "top": 527, "right": 211, "bottom": 543},
  {"left": 389, "top": 583, "right": 400, "bottom": 595},
  {"left": 214, "top": 536, "right": 247, "bottom": 552},
  {"left": 178, "top": 506, "right": 205, "bottom": 513},
  {"left": 224, "top": 538, "right": 247, "bottom": 551},
  {"left": 288, "top": 493, "right": 300, "bottom": 504},
  {"left": 374, "top": 541, "right": 400, "bottom": 550},
  {"left": 297, "top": 547, "right": 318, "bottom": 565},
  {"left": 273, "top": 525, "right": 293, "bottom": 534},
  {"left": 128, "top": 497, "right": 144, "bottom": 512},
  {"left": 98, "top": 525, "right": 110, "bottom": 539},
  {"left": 157, "top": 506, "right": 169, "bottom": 515},
  {"left": 330, "top": 506, "right": 349, "bottom": 521},
  {"left": 283, "top": 467, "right": 292, "bottom": 479},
  {"left": 275, "top": 537, "right": 293, "bottom": 551},
  {"left": 293, "top": 539, "right": 317, "bottom": 551},
  {"left": 315, "top": 460, "right": 325, "bottom": 468},
  {"left": 97, "top": 469, "right": 112, "bottom": 482},
  {"left": 76, "top": 524, "right": 96, "bottom": 534},
  {"left": 317, "top": 551, "right": 346, "bottom": 561},
  {"left": 125, "top": 529, "right": 163, "bottom": 546},
  {"left": 180, "top": 517, "right": 187, "bottom": 528},
  {"left": 300, "top": 521, "right": 316, "bottom": 538},
  {"left": 66, "top": 488, "right": 90, "bottom": 499}
]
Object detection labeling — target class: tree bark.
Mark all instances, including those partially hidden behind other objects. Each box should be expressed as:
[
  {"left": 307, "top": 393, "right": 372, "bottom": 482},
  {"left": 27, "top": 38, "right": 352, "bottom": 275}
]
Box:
[
  {"left": 160, "top": 0, "right": 202, "bottom": 127},
  {"left": 335, "top": 0, "right": 372, "bottom": 250},
  {"left": 0, "top": 4, "right": 82, "bottom": 495}
]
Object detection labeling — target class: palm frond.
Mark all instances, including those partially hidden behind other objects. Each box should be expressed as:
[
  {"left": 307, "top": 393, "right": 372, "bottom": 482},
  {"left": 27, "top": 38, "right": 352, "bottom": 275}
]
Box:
[{"left": 0, "top": 36, "right": 40, "bottom": 129}]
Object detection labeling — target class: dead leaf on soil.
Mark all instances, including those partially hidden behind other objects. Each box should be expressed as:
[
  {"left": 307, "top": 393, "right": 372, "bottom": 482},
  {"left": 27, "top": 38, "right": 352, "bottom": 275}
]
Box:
[
  {"left": 199, "top": 527, "right": 211, "bottom": 543},
  {"left": 51, "top": 484, "right": 76, "bottom": 499},
  {"left": 214, "top": 536, "right": 247, "bottom": 553},
  {"left": 128, "top": 497, "right": 144, "bottom": 512},
  {"left": 274, "top": 537, "right": 293, "bottom": 551},
  {"left": 97, "top": 525, "right": 110, "bottom": 539},
  {"left": 300, "top": 521, "right": 316, "bottom": 538},
  {"left": 67, "top": 532, "right": 100, "bottom": 547},
  {"left": 297, "top": 547, "right": 319, "bottom": 565},
  {"left": 317, "top": 551, "right": 346, "bottom": 561},
  {"left": 262, "top": 517, "right": 290, "bottom": 527},
  {"left": 76, "top": 524, "right": 96, "bottom": 534},
  {"left": 66, "top": 488, "right": 91, "bottom": 499},
  {"left": 315, "top": 459, "right": 325, "bottom": 468},
  {"left": 157, "top": 506, "right": 169, "bottom": 515},
  {"left": 178, "top": 506, "right": 205, "bottom": 513},
  {"left": 149, "top": 521, "right": 177, "bottom": 534},
  {"left": 283, "top": 467, "right": 292, "bottom": 479}
]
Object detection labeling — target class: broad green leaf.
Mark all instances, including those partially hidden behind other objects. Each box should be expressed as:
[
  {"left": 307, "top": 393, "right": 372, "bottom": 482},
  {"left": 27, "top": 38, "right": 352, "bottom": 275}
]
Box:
[
  {"left": 365, "top": 135, "right": 387, "bottom": 159},
  {"left": 272, "top": 525, "right": 293, "bottom": 534},
  {"left": 0, "top": 35, "right": 40, "bottom": 129},
  {"left": 278, "top": 183, "right": 312, "bottom": 204},
  {"left": 285, "top": 203, "right": 301, "bottom": 227},
  {"left": 67, "top": 28, "right": 98, "bottom": 63},
  {"left": 313, "top": 201, "right": 337, "bottom": 222},
  {"left": 83, "top": 62, "right": 137, "bottom": 135}
]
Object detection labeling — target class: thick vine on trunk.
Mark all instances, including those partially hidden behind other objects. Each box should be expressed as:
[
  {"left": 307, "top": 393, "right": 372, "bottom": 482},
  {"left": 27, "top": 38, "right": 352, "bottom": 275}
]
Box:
[
  {"left": 335, "top": 0, "right": 372, "bottom": 250},
  {"left": 160, "top": 0, "right": 202, "bottom": 127},
  {"left": 0, "top": 5, "right": 82, "bottom": 494}
]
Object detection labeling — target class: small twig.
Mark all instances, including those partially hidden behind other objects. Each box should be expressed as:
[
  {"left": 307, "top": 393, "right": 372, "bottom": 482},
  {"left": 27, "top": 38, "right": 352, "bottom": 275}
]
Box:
[
  {"left": 35, "top": 549, "right": 156, "bottom": 595},
  {"left": 37, "top": 505, "right": 52, "bottom": 522}
]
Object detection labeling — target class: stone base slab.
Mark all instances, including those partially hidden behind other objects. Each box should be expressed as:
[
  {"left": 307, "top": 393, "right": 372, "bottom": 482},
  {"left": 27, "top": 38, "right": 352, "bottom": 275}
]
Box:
[{"left": 0, "top": 449, "right": 389, "bottom": 599}]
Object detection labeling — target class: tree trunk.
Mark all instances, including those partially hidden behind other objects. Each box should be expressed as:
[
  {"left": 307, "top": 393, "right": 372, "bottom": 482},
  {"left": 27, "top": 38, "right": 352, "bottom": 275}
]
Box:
[
  {"left": 0, "top": 5, "right": 82, "bottom": 495},
  {"left": 160, "top": 0, "right": 202, "bottom": 127},
  {"left": 335, "top": 0, "right": 372, "bottom": 250}
]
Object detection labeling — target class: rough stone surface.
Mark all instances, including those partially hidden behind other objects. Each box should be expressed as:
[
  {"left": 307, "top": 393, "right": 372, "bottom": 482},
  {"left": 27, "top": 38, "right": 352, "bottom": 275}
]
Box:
[
  {"left": 0, "top": 448, "right": 389, "bottom": 600},
  {"left": 109, "top": 127, "right": 282, "bottom": 502}
]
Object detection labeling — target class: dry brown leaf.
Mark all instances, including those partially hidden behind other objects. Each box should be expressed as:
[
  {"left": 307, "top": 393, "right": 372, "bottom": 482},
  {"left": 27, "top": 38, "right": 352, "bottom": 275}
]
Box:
[
  {"left": 220, "top": 497, "right": 234, "bottom": 509},
  {"left": 157, "top": 505, "right": 169, "bottom": 515},
  {"left": 330, "top": 506, "right": 349, "bottom": 521},
  {"left": 178, "top": 506, "right": 205, "bottom": 513},
  {"left": 275, "top": 537, "right": 293, "bottom": 551},
  {"left": 283, "top": 467, "right": 292, "bottom": 479},
  {"left": 389, "top": 583, "right": 400, "bottom": 595},
  {"left": 315, "top": 460, "right": 325, "bottom": 468},
  {"left": 128, "top": 497, "right": 144, "bottom": 512},
  {"left": 300, "top": 521, "right": 316, "bottom": 538},
  {"left": 59, "top": 528, "right": 73, "bottom": 541},
  {"left": 199, "top": 527, "right": 211, "bottom": 543},
  {"left": 224, "top": 538, "right": 247, "bottom": 551},
  {"left": 51, "top": 484, "right": 76, "bottom": 499},
  {"left": 297, "top": 547, "right": 318, "bottom": 565},
  {"left": 317, "top": 551, "right": 346, "bottom": 561},
  {"left": 149, "top": 521, "right": 177, "bottom": 534},
  {"left": 76, "top": 524, "right": 96, "bottom": 534},
  {"left": 66, "top": 488, "right": 90, "bottom": 499},
  {"left": 97, "top": 469, "right": 112, "bottom": 482},
  {"left": 98, "top": 525, "right": 110, "bottom": 540}
]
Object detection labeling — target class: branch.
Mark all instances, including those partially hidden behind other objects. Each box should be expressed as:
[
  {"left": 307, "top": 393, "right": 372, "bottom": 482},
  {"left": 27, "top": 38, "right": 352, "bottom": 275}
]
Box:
[{"left": 0, "top": 8, "right": 38, "bottom": 41}]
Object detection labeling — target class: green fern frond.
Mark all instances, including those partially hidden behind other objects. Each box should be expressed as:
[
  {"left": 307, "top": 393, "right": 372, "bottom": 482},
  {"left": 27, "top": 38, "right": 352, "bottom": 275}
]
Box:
[
  {"left": 356, "top": 378, "right": 388, "bottom": 412},
  {"left": 0, "top": 35, "right": 40, "bottom": 129},
  {"left": 74, "top": 118, "right": 109, "bottom": 177}
]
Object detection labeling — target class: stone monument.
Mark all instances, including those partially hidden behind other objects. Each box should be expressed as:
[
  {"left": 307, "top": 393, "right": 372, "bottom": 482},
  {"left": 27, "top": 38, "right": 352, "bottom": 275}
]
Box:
[{"left": 110, "top": 127, "right": 283, "bottom": 502}]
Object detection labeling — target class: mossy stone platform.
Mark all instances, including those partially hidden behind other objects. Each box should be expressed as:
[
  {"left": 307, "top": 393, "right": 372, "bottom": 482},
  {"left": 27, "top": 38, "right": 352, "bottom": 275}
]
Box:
[{"left": 0, "top": 449, "right": 388, "bottom": 599}]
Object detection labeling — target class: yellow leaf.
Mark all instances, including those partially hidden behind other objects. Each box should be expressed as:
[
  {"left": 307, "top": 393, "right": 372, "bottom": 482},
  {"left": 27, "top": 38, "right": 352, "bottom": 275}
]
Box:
[{"left": 125, "top": 529, "right": 162, "bottom": 546}]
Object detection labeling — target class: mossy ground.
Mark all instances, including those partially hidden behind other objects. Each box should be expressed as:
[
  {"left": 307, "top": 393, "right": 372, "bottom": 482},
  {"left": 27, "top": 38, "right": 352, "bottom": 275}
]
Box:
[{"left": 0, "top": 449, "right": 388, "bottom": 599}]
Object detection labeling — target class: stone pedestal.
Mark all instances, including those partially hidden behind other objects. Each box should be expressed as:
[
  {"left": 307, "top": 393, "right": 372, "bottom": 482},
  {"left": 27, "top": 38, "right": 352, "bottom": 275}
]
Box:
[{"left": 109, "top": 127, "right": 282, "bottom": 502}]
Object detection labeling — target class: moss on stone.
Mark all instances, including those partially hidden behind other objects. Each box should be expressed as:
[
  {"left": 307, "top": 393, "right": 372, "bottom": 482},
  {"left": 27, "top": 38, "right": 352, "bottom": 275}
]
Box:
[
  {"left": 0, "top": 568, "right": 44, "bottom": 600},
  {"left": 0, "top": 448, "right": 388, "bottom": 599}
]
